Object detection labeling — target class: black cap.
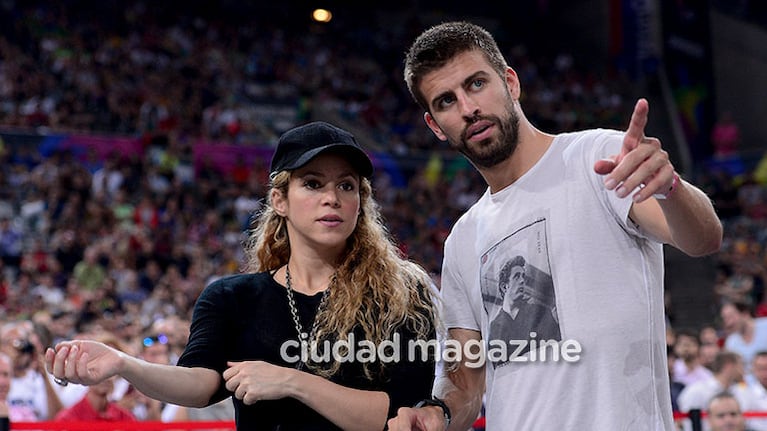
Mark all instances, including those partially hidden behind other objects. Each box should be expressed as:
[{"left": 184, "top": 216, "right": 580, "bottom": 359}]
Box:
[{"left": 270, "top": 121, "right": 374, "bottom": 178}]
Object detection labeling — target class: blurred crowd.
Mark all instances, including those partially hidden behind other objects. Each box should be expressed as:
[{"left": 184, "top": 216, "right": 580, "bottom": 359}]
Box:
[
  {"left": 0, "top": 1, "right": 633, "bottom": 150},
  {"left": 0, "top": 0, "right": 766, "bottom": 429}
]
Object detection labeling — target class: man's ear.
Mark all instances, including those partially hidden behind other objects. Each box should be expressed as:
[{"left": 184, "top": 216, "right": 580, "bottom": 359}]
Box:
[
  {"left": 505, "top": 67, "right": 521, "bottom": 100},
  {"left": 271, "top": 188, "right": 287, "bottom": 216},
  {"left": 424, "top": 112, "right": 448, "bottom": 141}
]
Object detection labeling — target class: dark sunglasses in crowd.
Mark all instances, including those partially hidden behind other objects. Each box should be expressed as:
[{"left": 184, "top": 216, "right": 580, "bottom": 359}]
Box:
[
  {"left": 12, "top": 339, "right": 35, "bottom": 355},
  {"left": 142, "top": 334, "right": 169, "bottom": 348}
]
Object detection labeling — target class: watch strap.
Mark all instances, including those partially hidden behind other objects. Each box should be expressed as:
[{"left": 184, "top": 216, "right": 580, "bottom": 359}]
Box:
[{"left": 414, "top": 396, "right": 451, "bottom": 429}]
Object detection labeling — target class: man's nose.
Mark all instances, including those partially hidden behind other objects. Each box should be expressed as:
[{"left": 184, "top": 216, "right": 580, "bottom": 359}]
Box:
[{"left": 457, "top": 92, "right": 480, "bottom": 119}]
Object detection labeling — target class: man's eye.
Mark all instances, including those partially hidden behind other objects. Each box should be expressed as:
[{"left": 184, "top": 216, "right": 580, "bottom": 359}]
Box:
[{"left": 438, "top": 96, "right": 455, "bottom": 108}]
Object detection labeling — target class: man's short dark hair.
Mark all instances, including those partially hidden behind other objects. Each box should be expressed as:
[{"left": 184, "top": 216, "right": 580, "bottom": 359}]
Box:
[
  {"left": 675, "top": 328, "right": 701, "bottom": 345},
  {"left": 724, "top": 299, "right": 754, "bottom": 317},
  {"left": 403, "top": 21, "right": 509, "bottom": 112},
  {"left": 711, "top": 351, "right": 741, "bottom": 374}
]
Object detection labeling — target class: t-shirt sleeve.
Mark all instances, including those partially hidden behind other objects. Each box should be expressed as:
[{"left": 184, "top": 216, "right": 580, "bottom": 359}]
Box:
[
  {"left": 441, "top": 231, "right": 482, "bottom": 331},
  {"left": 587, "top": 129, "right": 648, "bottom": 239},
  {"left": 176, "top": 278, "right": 234, "bottom": 405}
]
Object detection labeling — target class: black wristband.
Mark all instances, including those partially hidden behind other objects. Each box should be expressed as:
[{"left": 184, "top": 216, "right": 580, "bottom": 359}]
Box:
[{"left": 414, "top": 396, "right": 451, "bottom": 429}]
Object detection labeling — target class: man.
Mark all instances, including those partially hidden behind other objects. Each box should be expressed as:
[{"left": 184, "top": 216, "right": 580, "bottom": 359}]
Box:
[
  {"left": 388, "top": 21, "right": 722, "bottom": 430},
  {"left": 750, "top": 352, "right": 767, "bottom": 401},
  {"left": 674, "top": 328, "right": 715, "bottom": 386},
  {"left": 677, "top": 351, "right": 764, "bottom": 426},
  {"left": 54, "top": 376, "right": 136, "bottom": 423},
  {"left": 700, "top": 326, "right": 723, "bottom": 371},
  {"left": 722, "top": 301, "right": 767, "bottom": 379},
  {"left": 747, "top": 352, "right": 767, "bottom": 430},
  {"left": 707, "top": 392, "right": 753, "bottom": 431},
  {"left": 0, "top": 320, "right": 63, "bottom": 421}
]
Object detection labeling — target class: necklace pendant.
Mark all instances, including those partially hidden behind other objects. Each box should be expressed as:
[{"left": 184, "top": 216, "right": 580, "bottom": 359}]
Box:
[{"left": 299, "top": 332, "right": 309, "bottom": 341}]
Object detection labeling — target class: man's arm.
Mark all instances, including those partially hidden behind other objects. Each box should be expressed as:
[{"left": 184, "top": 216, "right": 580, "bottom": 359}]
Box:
[
  {"left": 595, "top": 98, "right": 722, "bottom": 256},
  {"left": 629, "top": 177, "right": 722, "bottom": 257},
  {"left": 387, "top": 328, "right": 485, "bottom": 431}
]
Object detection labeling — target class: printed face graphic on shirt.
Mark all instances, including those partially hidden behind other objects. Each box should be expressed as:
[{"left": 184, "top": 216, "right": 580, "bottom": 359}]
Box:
[{"left": 480, "top": 218, "right": 561, "bottom": 368}]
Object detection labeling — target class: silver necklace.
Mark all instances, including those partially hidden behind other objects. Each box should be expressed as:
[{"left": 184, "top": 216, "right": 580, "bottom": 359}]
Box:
[{"left": 285, "top": 266, "right": 330, "bottom": 344}]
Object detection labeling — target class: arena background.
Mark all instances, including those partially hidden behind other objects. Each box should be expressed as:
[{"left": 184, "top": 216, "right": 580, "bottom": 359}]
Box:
[{"left": 0, "top": 1, "right": 766, "bottom": 426}]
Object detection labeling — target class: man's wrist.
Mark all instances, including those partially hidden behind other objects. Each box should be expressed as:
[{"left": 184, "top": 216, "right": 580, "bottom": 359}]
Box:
[
  {"left": 653, "top": 172, "right": 680, "bottom": 200},
  {"left": 414, "top": 396, "right": 451, "bottom": 430}
]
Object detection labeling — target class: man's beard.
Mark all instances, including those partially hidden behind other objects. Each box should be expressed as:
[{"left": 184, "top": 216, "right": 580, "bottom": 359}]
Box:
[{"left": 452, "top": 97, "right": 520, "bottom": 169}]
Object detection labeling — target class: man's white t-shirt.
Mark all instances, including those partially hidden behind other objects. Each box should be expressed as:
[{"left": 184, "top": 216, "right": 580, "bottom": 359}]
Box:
[{"left": 441, "top": 129, "right": 673, "bottom": 430}]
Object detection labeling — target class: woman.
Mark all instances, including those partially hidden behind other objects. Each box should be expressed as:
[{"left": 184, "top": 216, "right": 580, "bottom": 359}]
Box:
[{"left": 45, "top": 121, "right": 440, "bottom": 430}]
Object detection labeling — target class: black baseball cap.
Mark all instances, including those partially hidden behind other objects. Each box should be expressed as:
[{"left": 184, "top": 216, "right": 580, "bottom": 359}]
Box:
[{"left": 270, "top": 121, "right": 374, "bottom": 178}]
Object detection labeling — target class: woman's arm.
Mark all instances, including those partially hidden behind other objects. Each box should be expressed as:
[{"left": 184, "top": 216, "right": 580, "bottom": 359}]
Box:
[
  {"left": 293, "top": 371, "right": 389, "bottom": 431},
  {"left": 224, "top": 360, "right": 389, "bottom": 431},
  {"left": 45, "top": 340, "right": 220, "bottom": 408}
]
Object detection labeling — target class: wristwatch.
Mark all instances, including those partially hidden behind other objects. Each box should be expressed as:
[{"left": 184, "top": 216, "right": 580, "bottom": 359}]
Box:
[{"left": 414, "top": 396, "right": 451, "bottom": 430}]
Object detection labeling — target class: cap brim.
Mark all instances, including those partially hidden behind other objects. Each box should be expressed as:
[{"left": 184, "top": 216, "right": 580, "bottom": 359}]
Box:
[{"left": 282, "top": 143, "right": 374, "bottom": 178}]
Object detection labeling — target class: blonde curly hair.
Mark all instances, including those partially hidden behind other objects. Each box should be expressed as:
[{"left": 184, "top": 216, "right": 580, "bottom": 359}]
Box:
[{"left": 242, "top": 170, "right": 439, "bottom": 378}]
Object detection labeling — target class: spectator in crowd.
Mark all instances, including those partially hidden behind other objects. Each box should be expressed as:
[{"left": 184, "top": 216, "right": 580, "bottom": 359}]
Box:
[
  {"left": 673, "top": 328, "right": 715, "bottom": 386},
  {"left": 678, "top": 351, "right": 766, "bottom": 429},
  {"left": 119, "top": 332, "right": 179, "bottom": 422},
  {"left": 71, "top": 246, "right": 107, "bottom": 293},
  {"left": 0, "top": 320, "right": 63, "bottom": 421},
  {"left": 388, "top": 20, "right": 722, "bottom": 431},
  {"left": 31, "top": 271, "right": 65, "bottom": 309},
  {"left": 149, "top": 316, "right": 190, "bottom": 365},
  {"left": 54, "top": 375, "right": 136, "bottom": 424},
  {"left": 0, "top": 352, "right": 18, "bottom": 427},
  {"left": 0, "top": 217, "right": 23, "bottom": 277},
  {"left": 749, "top": 352, "right": 767, "bottom": 402},
  {"left": 702, "top": 341, "right": 724, "bottom": 373},
  {"left": 45, "top": 122, "right": 440, "bottom": 430},
  {"left": 668, "top": 346, "right": 687, "bottom": 413},
  {"left": 47, "top": 309, "right": 78, "bottom": 347},
  {"left": 746, "top": 351, "right": 767, "bottom": 431},
  {"left": 701, "top": 325, "right": 724, "bottom": 348},
  {"left": 707, "top": 392, "right": 754, "bottom": 431},
  {"left": 722, "top": 300, "right": 767, "bottom": 378},
  {"left": 715, "top": 250, "right": 766, "bottom": 307}
]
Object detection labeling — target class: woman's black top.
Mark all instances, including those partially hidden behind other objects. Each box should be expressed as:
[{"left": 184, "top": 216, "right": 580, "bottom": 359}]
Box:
[{"left": 177, "top": 272, "right": 436, "bottom": 431}]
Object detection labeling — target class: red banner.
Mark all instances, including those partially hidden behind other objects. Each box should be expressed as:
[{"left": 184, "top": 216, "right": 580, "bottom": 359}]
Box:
[{"left": 11, "top": 421, "right": 235, "bottom": 430}]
